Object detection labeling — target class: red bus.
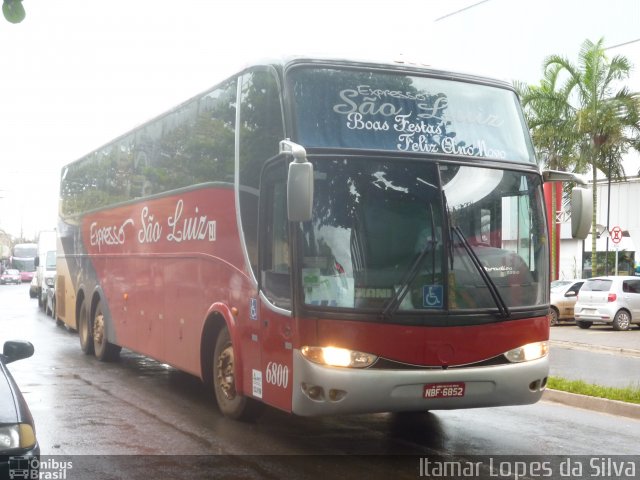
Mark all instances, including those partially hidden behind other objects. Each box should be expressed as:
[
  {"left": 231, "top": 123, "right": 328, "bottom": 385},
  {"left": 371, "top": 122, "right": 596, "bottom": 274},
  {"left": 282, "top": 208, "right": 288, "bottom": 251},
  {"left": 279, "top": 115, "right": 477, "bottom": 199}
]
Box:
[{"left": 56, "top": 57, "right": 589, "bottom": 419}]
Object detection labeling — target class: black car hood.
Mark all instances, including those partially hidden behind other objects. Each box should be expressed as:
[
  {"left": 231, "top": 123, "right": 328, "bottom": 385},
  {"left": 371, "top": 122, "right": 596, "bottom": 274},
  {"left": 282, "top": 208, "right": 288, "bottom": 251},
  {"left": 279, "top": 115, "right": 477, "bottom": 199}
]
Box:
[{"left": 0, "top": 363, "right": 20, "bottom": 423}]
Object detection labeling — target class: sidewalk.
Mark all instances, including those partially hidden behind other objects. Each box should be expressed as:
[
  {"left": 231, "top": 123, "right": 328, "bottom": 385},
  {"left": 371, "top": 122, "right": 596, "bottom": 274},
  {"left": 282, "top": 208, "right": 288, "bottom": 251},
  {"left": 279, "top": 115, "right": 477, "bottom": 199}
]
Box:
[
  {"left": 550, "top": 324, "right": 640, "bottom": 357},
  {"left": 544, "top": 325, "right": 640, "bottom": 419}
]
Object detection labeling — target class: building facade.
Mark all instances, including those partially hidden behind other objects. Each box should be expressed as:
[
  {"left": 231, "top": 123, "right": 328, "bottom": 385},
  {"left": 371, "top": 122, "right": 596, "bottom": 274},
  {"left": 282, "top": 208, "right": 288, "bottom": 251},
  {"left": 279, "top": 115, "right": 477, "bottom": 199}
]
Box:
[{"left": 559, "top": 176, "right": 640, "bottom": 279}]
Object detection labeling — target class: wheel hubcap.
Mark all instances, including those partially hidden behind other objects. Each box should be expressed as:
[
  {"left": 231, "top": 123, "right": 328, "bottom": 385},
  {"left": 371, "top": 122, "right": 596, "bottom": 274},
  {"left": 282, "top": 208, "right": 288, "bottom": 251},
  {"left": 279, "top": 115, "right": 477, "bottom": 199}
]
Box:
[
  {"left": 618, "top": 313, "right": 630, "bottom": 329},
  {"left": 217, "top": 345, "right": 236, "bottom": 401},
  {"left": 94, "top": 313, "right": 104, "bottom": 345}
]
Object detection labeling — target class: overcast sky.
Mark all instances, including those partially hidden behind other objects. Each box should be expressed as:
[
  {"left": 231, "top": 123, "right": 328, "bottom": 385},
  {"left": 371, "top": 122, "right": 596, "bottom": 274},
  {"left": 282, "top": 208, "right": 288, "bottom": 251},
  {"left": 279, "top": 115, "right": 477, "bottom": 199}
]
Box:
[{"left": 0, "top": 0, "right": 638, "bottom": 239}]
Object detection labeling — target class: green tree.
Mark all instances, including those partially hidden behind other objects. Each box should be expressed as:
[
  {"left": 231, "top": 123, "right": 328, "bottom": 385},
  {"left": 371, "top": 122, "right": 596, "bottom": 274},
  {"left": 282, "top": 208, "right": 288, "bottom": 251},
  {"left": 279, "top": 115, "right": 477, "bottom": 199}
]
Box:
[
  {"left": 517, "top": 65, "right": 582, "bottom": 279},
  {"left": 3, "top": 0, "right": 25, "bottom": 23},
  {"left": 527, "top": 38, "right": 640, "bottom": 276}
]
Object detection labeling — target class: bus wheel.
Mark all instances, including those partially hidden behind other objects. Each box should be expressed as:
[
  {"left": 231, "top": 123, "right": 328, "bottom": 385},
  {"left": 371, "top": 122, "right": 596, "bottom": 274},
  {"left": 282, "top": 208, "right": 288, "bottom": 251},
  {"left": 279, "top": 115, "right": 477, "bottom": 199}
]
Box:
[
  {"left": 93, "top": 301, "right": 121, "bottom": 362},
  {"left": 212, "top": 327, "right": 263, "bottom": 421},
  {"left": 78, "top": 299, "right": 94, "bottom": 355}
]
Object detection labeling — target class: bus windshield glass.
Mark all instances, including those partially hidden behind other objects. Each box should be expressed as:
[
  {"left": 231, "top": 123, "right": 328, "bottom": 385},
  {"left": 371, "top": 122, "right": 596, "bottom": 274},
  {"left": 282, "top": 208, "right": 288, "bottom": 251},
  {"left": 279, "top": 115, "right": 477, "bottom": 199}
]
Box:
[
  {"left": 290, "top": 66, "right": 536, "bottom": 163},
  {"left": 299, "top": 158, "right": 547, "bottom": 315}
]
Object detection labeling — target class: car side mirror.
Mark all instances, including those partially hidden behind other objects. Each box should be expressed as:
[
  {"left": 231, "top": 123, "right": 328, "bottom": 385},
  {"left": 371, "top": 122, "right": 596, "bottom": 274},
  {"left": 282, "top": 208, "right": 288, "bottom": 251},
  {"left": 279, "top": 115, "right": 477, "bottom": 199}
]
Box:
[{"left": 2, "top": 341, "right": 34, "bottom": 364}]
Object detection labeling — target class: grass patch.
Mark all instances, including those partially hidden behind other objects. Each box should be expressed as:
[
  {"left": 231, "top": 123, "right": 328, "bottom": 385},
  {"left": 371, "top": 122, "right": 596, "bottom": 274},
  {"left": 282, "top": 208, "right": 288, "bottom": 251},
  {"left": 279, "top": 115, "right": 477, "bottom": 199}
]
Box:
[{"left": 548, "top": 376, "right": 640, "bottom": 405}]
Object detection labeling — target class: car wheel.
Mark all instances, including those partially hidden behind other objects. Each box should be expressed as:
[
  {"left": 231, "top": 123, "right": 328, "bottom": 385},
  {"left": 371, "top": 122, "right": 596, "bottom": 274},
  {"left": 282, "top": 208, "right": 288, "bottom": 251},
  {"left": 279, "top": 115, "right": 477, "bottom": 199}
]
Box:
[
  {"left": 93, "top": 300, "right": 121, "bottom": 362},
  {"left": 576, "top": 320, "right": 592, "bottom": 329},
  {"left": 78, "top": 298, "right": 94, "bottom": 355},
  {"left": 212, "top": 326, "right": 263, "bottom": 421},
  {"left": 612, "top": 310, "right": 631, "bottom": 331},
  {"left": 549, "top": 307, "right": 559, "bottom": 326}
]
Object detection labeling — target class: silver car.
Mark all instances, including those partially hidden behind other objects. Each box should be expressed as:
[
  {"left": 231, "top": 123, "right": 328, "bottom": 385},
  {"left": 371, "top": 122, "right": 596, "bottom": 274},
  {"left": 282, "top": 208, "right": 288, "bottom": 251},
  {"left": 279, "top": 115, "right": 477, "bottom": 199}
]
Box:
[{"left": 574, "top": 276, "right": 640, "bottom": 331}]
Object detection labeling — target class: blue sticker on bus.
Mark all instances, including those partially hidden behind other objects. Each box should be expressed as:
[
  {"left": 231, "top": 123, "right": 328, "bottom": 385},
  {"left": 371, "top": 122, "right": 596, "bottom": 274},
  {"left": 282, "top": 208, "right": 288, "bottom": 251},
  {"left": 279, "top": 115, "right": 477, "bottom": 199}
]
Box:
[
  {"left": 423, "top": 285, "right": 443, "bottom": 308},
  {"left": 250, "top": 298, "right": 258, "bottom": 321}
]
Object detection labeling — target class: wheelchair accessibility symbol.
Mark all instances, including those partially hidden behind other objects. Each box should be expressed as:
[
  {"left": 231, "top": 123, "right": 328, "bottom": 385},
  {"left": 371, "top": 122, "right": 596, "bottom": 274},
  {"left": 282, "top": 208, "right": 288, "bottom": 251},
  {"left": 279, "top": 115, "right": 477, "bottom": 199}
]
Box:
[{"left": 423, "top": 285, "right": 443, "bottom": 308}]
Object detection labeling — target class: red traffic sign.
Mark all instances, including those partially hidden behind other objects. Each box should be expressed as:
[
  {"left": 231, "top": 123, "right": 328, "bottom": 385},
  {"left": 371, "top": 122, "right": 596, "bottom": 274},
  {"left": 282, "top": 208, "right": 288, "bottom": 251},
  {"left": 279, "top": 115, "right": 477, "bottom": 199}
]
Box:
[{"left": 610, "top": 226, "right": 623, "bottom": 244}]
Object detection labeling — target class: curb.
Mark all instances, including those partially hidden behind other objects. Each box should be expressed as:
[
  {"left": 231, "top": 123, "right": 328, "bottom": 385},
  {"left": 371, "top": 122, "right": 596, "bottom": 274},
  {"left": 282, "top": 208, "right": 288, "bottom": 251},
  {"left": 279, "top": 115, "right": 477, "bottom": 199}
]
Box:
[
  {"left": 550, "top": 339, "right": 640, "bottom": 358},
  {"left": 543, "top": 388, "right": 640, "bottom": 420}
]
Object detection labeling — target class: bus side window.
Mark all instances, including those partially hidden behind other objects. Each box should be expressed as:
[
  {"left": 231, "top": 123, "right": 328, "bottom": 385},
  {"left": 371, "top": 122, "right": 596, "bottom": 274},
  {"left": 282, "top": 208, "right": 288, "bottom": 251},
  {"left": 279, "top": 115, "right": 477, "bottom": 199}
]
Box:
[
  {"left": 238, "top": 68, "right": 286, "bottom": 280},
  {"left": 260, "top": 162, "right": 291, "bottom": 309}
]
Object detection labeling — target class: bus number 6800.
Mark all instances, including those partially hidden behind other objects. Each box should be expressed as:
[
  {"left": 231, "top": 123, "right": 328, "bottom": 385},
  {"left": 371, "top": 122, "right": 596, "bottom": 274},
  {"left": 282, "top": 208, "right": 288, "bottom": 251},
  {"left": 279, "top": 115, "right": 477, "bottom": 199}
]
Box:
[{"left": 265, "top": 362, "right": 289, "bottom": 388}]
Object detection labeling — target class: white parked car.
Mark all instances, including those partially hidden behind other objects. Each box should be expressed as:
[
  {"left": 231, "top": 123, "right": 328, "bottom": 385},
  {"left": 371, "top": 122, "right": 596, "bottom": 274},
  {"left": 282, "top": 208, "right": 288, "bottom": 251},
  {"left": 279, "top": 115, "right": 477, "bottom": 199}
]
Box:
[
  {"left": 549, "top": 279, "right": 584, "bottom": 326},
  {"left": 574, "top": 276, "right": 640, "bottom": 331}
]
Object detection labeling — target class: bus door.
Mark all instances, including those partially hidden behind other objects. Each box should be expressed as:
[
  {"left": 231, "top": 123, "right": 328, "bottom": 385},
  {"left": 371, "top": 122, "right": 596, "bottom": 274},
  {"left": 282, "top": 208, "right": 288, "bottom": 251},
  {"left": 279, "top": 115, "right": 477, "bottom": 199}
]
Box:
[{"left": 257, "top": 159, "right": 294, "bottom": 412}]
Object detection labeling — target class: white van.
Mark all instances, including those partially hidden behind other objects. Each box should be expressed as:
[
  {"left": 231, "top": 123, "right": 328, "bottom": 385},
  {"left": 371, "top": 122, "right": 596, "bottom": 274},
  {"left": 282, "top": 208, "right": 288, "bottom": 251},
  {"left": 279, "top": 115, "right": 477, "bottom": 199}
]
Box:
[{"left": 34, "top": 230, "right": 57, "bottom": 311}]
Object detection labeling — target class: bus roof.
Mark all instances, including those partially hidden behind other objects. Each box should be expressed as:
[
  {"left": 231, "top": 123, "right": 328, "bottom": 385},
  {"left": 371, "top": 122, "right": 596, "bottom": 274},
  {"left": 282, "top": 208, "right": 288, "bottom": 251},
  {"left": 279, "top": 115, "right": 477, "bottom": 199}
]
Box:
[{"left": 61, "top": 55, "right": 516, "bottom": 171}]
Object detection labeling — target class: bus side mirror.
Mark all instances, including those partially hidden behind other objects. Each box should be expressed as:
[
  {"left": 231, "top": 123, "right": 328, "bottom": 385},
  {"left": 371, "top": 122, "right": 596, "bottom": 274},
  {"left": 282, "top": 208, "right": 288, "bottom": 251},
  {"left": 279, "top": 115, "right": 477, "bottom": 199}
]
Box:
[
  {"left": 571, "top": 187, "right": 592, "bottom": 239},
  {"left": 281, "top": 140, "right": 313, "bottom": 222}
]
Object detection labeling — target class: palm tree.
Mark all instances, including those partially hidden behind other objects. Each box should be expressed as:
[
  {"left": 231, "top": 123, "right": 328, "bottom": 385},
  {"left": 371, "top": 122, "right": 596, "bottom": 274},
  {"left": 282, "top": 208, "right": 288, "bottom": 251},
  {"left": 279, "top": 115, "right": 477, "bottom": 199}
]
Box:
[
  {"left": 544, "top": 38, "right": 640, "bottom": 276},
  {"left": 517, "top": 65, "right": 581, "bottom": 279}
]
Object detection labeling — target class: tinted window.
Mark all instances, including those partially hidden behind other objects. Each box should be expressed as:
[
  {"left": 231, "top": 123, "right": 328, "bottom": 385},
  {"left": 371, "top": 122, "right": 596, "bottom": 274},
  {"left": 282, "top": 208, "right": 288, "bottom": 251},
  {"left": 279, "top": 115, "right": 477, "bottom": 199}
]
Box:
[
  {"left": 260, "top": 161, "right": 291, "bottom": 308},
  {"left": 582, "top": 279, "right": 613, "bottom": 292},
  {"left": 289, "top": 67, "right": 535, "bottom": 163},
  {"left": 567, "top": 282, "right": 583, "bottom": 294},
  {"left": 623, "top": 280, "right": 640, "bottom": 294},
  {"left": 61, "top": 79, "right": 238, "bottom": 216},
  {"left": 238, "top": 68, "right": 285, "bottom": 276}
]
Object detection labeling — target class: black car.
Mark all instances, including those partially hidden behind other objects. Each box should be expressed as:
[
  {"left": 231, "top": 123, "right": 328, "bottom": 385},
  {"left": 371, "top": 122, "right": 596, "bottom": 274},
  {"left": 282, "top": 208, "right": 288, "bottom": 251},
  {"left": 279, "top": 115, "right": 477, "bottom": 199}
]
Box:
[{"left": 0, "top": 341, "right": 39, "bottom": 478}]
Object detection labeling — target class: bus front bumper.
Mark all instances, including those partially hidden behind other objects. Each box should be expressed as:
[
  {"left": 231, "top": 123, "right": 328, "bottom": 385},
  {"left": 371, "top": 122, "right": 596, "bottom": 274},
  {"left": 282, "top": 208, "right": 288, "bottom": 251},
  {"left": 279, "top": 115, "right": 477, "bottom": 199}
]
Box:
[{"left": 291, "top": 350, "right": 548, "bottom": 416}]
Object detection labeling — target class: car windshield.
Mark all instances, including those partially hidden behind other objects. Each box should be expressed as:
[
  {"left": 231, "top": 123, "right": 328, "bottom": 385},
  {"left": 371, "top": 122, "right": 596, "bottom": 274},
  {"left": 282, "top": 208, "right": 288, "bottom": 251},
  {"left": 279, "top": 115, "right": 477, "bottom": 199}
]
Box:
[
  {"left": 298, "top": 157, "right": 547, "bottom": 318},
  {"left": 46, "top": 251, "right": 57, "bottom": 270}
]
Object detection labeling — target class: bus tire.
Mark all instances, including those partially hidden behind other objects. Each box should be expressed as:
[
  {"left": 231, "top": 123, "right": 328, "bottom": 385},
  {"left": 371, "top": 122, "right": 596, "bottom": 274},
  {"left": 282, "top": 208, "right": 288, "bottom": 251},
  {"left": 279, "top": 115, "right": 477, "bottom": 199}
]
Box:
[
  {"left": 93, "top": 300, "right": 121, "bottom": 362},
  {"left": 78, "top": 298, "right": 94, "bottom": 355},
  {"left": 212, "top": 326, "right": 263, "bottom": 421}
]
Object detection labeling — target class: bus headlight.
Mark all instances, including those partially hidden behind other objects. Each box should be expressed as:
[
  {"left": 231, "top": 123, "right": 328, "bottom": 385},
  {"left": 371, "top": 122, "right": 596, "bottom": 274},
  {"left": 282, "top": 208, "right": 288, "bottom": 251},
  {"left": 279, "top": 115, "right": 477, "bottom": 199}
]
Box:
[
  {"left": 301, "top": 346, "right": 377, "bottom": 368},
  {"left": 504, "top": 341, "right": 549, "bottom": 363}
]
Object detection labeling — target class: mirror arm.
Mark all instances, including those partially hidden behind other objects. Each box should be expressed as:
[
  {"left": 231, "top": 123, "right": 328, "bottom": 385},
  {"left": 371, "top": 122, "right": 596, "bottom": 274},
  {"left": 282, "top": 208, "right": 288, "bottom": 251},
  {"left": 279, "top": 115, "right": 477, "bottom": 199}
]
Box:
[{"left": 542, "top": 169, "right": 587, "bottom": 186}]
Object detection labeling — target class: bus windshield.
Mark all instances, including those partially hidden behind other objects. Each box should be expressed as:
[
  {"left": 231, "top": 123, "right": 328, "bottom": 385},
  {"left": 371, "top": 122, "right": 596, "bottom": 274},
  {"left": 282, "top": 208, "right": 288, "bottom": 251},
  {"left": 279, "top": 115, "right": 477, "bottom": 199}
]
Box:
[
  {"left": 289, "top": 66, "right": 536, "bottom": 163},
  {"left": 299, "top": 158, "right": 547, "bottom": 316}
]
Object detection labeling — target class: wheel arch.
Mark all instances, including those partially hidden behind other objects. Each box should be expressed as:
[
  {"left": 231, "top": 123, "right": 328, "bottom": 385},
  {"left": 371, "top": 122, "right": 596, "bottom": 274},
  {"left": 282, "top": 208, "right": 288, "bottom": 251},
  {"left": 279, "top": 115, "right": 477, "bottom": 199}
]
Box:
[
  {"left": 616, "top": 308, "right": 632, "bottom": 317},
  {"left": 200, "top": 303, "right": 244, "bottom": 392}
]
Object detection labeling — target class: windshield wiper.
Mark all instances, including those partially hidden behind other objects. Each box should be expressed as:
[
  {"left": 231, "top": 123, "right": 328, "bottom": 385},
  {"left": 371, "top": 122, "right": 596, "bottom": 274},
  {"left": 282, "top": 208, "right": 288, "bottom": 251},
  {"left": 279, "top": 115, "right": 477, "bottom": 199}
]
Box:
[
  {"left": 451, "top": 225, "right": 511, "bottom": 319},
  {"left": 381, "top": 205, "right": 438, "bottom": 320}
]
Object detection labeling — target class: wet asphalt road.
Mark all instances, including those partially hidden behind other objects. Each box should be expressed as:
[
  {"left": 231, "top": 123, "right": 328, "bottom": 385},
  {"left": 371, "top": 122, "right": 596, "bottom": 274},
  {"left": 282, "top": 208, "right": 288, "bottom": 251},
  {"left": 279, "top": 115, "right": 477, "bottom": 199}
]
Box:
[{"left": 2, "top": 283, "right": 640, "bottom": 479}]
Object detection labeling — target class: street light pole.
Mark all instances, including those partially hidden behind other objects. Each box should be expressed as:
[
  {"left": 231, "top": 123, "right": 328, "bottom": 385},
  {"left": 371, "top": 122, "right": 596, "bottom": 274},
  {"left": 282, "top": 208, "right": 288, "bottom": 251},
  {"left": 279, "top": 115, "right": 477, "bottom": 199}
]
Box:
[{"left": 605, "top": 158, "right": 612, "bottom": 276}]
